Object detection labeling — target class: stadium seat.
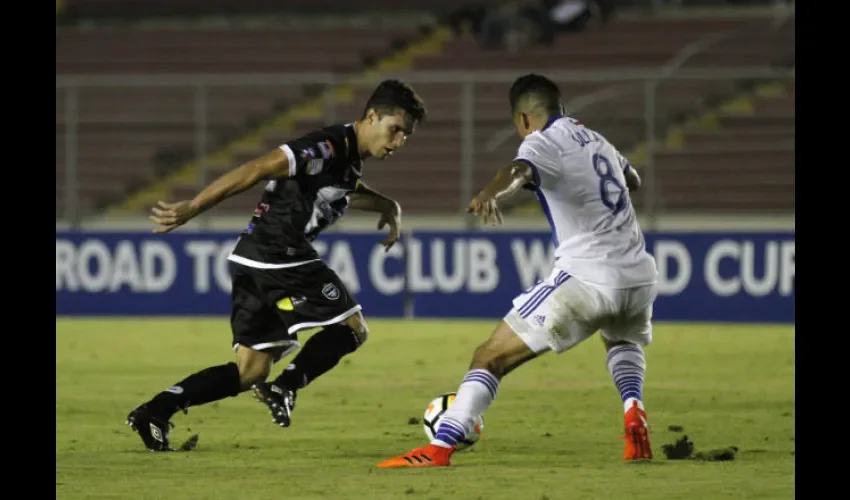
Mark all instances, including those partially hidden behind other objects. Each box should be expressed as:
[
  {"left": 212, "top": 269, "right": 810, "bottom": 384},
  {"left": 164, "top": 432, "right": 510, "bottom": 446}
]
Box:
[
  {"left": 160, "top": 14, "right": 794, "bottom": 216},
  {"left": 56, "top": 11, "right": 794, "bottom": 219},
  {"left": 272, "top": 14, "right": 793, "bottom": 215},
  {"left": 56, "top": 25, "right": 420, "bottom": 218}
]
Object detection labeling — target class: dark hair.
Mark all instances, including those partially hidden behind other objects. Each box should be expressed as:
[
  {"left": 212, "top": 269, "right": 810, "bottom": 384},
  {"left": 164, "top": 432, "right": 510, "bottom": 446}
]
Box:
[
  {"left": 509, "top": 73, "right": 563, "bottom": 115},
  {"left": 362, "top": 79, "right": 427, "bottom": 125}
]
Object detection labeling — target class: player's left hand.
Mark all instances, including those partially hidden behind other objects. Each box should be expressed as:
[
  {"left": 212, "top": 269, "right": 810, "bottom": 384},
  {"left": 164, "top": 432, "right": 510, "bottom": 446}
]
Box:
[
  {"left": 150, "top": 200, "right": 199, "bottom": 233},
  {"left": 377, "top": 204, "right": 401, "bottom": 252},
  {"left": 467, "top": 196, "right": 503, "bottom": 226}
]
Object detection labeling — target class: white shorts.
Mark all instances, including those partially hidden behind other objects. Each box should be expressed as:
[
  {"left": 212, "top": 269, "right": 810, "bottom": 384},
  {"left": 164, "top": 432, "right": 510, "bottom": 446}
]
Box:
[{"left": 504, "top": 268, "right": 657, "bottom": 354}]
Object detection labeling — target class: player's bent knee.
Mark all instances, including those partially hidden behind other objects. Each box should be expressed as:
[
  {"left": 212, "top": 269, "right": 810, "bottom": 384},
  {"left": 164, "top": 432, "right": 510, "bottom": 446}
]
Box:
[
  {"left": 343, "top": 312, "right": 369, "bottom": 347},
  {"left": 469, "top": 320, "right": 541, "bottom": 378},
  {"left": 602, "top": 338, "right": 635, "bottom": 351},
  {"left": 235, "top": 345, "right": 273, "bottom": 388},
  {"left": 238, "top": 361, "right": 271, "bottom": 388},
  {"left": 470, "top": 342, "right": 510, "bottom": 378}
]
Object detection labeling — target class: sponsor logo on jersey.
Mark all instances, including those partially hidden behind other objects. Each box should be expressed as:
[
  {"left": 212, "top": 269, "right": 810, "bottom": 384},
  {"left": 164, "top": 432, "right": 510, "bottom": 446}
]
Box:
[
  {"left": 253, "top": 202, "right": 270, "bottom": 218},
  {"left": 318, "top": 140, "right": 334, "bottom": 159},
  {"left": 321, "top": 282, "right": 340, "bottom": 300},
  {"left": 306, "top": 159, "right": 324, "bottom": 175}
]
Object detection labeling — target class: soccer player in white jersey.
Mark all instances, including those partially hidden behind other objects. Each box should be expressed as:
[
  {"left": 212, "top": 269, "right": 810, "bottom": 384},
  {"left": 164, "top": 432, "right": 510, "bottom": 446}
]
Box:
[{"left": 377, "top": 73, "right": 658, "bottom": 468}]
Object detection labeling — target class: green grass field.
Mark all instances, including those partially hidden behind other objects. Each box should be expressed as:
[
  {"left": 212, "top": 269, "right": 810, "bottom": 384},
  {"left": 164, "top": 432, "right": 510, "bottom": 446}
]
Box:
[{"left": 56, "top": 319, "right": 794, "bottom": 500}]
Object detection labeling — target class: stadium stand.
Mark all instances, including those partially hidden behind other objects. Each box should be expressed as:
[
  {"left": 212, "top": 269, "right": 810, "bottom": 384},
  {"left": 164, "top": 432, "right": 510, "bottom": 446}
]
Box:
[
  {"left": 648, "top": 76, "right": 794, "bottom": 214},
  {"left": 59, "top": 0, "right": 460, "bottom": 19},
  {"left": 162, "top": 14, "right": 793, "bottom": 216},
  {"left": 56, "top": 6, "right": 794, "bottom": 221},
  {"left": 350, "top": 14, "right": 795, "bottom": 215},
  {"left": 56, "top": 23, "right": 443, "bottom": 218}
]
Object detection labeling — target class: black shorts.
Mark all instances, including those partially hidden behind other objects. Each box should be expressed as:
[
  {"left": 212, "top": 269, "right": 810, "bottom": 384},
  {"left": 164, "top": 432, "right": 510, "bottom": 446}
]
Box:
[{"left": 229, "top": 260, "right": 361, "bottom": 360}]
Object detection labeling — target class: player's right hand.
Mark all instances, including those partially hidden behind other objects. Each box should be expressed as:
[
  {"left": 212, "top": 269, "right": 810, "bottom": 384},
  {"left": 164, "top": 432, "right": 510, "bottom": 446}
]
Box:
[
  {"left": 467, "top": 197, "right": 503, "bottom": 226},
  {"left": 150, "top": 200, "right": 199, "bottom": 233},
  {"left": 377, "top": 207, "right": 401, "bottom": 252}
]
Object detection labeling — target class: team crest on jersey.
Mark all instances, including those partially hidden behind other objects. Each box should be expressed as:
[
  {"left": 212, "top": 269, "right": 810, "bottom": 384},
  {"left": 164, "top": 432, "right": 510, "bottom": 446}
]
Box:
[
  {"left": 321, "top": 283, "right": 340, "bottom": 300},
  {"left": 306, "top": 159, "right": 324, "bottom": 175},
  {"left": 253, "top": 202, "right": 269, "bottom": 217},
  {"left": 317, "top": 141, "right": 334, "bottom": 159}
]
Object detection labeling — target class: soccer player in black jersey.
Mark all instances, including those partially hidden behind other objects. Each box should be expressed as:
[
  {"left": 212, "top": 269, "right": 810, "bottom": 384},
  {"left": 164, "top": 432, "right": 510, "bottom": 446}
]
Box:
[{"left": 126, "top": 79, "right": 426, "bottom": 452}]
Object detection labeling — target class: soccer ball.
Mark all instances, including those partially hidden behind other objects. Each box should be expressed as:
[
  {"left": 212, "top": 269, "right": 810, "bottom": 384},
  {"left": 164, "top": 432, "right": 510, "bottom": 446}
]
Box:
[{"left": 422, "top": 392, "right": 484, "bottom": 451}]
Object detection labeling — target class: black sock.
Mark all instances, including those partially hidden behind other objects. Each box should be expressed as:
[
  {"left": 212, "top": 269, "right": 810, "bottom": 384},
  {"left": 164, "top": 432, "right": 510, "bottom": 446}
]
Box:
[
  {"left": 273, "top": 324, "right": 360, "bottom": 391},
  {"left": 146, "top": 362, "right": 242, "bottom": 419}
]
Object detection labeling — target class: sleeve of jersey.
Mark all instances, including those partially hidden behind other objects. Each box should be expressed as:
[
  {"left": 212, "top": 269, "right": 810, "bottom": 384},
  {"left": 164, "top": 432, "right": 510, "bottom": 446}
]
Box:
[
  {"left": 513, "top": 141, "right": 559, "bottom": 188},
  {"left": 615, "top": 149, "right": 634, "bottom": 174},
  {"left": 278, "top": 136, "right": 337, "bottom": 178}
]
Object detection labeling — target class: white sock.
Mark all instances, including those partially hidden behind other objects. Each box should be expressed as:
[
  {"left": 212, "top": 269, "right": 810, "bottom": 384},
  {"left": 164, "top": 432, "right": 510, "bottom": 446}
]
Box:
[
  {"left": 606, "top": 344, "right": 646, "bottom": 414},
  {"left": 623, "top": 397, "right": 645, "bottom": 413},
  {"left": 431, "top": 369, "right": 499, "bottom": 448}
]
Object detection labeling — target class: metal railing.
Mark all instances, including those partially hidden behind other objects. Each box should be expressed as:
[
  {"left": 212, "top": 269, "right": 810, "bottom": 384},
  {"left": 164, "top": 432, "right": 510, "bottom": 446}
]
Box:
[
  {"left": 484, "top": 29, "right": 740, "bottom": 154},
  {"left": 482, "top": 4, "right": 794, "bottom": 216},
  {"left": 56, "top": 65, "right": 794, "bottom": 228}
]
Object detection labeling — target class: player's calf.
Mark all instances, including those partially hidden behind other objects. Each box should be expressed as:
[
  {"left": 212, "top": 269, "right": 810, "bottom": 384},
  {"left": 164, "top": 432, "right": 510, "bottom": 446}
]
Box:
[
  {"left": 346, "top": 313, "right": 369, "bottom": 345},
  {"left": 276, "top": 316, "right": 366, "bottom": 391},
  {"left": 378, "top": 320, "right": 541, "bottom": 467},
  {"left": 436, "top": 322, "right": 535, "bottom": 443},
  {"left": 469, "top": 322, "right": 539, "bottom": 379},
  {"left": 127, "top": 351, "right": 270, "bottom": 451},
  {"left": 431, "top": 321, "right": 535, "bottom": 448},
  {"left": 236, "top": 345, "right": 273, "bottom": 390},
  {"left": 257, "top": 314, "right": 368, "bottom": 428}
]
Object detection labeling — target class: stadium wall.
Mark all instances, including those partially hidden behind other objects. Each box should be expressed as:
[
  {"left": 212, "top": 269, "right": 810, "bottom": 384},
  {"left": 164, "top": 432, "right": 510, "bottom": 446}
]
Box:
[{"left": 55, "top": 215, "right": 794, "bottom": 323}]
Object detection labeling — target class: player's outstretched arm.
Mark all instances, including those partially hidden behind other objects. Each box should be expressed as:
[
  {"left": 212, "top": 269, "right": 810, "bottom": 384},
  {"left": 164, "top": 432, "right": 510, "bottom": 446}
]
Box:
[
  {"left": 616, "top": 150, "right": 641, "bottom": 191},
  {"left": 187, "top": 148, "right": 291, "bottom": 213},
  {"left": 624, "top": 166, "right": 641, "bottom": 191},
  {"left": 349, "top": 181, "right": 402, "bottom": 251},
  {"left": 466, "top": 161, "right": 534, "bottom": 226},
  {"left": 348, "top": 181, "right": 400, "bottom": 214},
  {"left": 150, "top": 148, "right": 291, "bottom": 233}
]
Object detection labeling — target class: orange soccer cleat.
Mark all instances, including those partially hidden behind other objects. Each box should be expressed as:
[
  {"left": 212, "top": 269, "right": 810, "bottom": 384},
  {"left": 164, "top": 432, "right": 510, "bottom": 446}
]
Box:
[
  {"left": 623, "top": 400, "right": 652, "bottom": 460},
  {"left": 376, "top": 444, "right": 455, "bottom": 469}
]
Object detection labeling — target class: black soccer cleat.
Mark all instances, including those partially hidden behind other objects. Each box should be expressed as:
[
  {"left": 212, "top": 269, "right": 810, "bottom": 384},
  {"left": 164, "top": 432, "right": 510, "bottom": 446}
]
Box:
[
  {"left": 126, "top": 404, "right": 175, "bottom": 452},
  {"left": 252, "top": 382, "right": 296, "bottom": 427}
]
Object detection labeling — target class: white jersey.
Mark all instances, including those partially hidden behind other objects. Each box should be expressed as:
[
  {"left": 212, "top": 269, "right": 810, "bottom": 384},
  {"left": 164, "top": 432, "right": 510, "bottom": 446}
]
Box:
[{"left": 514, "top": 115, "right": 657, "bottom": 289}]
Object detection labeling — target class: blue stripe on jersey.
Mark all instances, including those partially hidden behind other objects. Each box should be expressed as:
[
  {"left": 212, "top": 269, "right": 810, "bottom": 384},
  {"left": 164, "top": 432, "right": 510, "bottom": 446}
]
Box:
[
  {"left": 513, "top": 158, "right": 559, "bottom": 247},
  {"left": 517, "top": 270, "right": 571, "bottom": 318}
]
